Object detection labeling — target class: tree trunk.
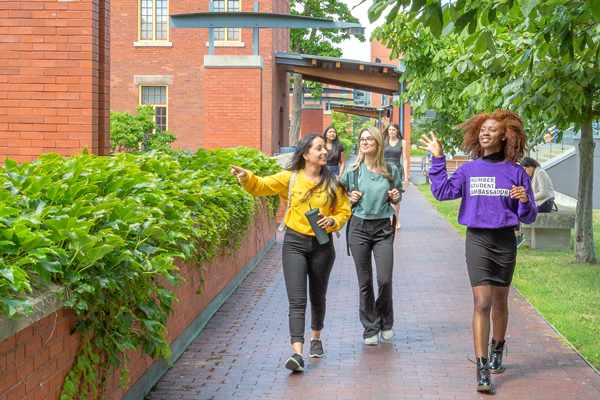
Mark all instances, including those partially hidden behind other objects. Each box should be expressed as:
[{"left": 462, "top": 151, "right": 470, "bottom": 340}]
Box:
[
  {"left": 289, "top": 73, "right": 303, "bottom": 146},
  {"left": 574, "top": 120, "right": 597, "bottom": 263}
]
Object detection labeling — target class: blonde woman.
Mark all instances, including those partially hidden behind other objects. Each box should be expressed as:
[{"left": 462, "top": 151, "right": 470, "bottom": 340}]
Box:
[{"left": 341, "top": 126, "right": 404, "bottom": 345}]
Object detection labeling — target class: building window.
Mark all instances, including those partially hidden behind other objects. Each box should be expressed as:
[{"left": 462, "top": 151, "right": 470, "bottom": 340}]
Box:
[
  {"left": 140, "top": 86, "right": 168, "bottom": 132},
  {"left": 213, "top": 0, "right": 240, "bottom": 41},
  {"left": 140, "top": 0, "right": 168, "bottom": 41}
]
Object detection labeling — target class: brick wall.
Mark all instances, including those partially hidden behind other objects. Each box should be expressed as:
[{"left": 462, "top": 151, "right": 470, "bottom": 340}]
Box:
[
  {"left": 111, "top": 0, "right": 290, "bottom": 156},
  {"left": 0, "top": 0, "right": 110, "bottom": 163},
  {"left": 0, "top": 202, "right": 276, "bottom": 400},
  {"left": 300, "top": 106, "right": 324, "bottom": 139},
  {"left": 203, "top": 68, "right": 262, "bottom": 150}
]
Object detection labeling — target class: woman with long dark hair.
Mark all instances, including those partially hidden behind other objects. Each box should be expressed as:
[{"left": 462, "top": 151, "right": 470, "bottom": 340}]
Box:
[
  {"left": 521, "top": 157, "right": 556, "bottom": 213},
  {"left": 230, "top": 134, "right": 351, "bottom": 372},
  {"left": 383, "top": 122, "right": 410, "bottom": 229},
  {"left": 323, "top": 125, "right": 346, "bottom": 179},
  {"left": 419, "top": 109, "right": 537, "bottom": 392},
  {"left": 341, "top": 126, "right": 403, "bottom": 346}
]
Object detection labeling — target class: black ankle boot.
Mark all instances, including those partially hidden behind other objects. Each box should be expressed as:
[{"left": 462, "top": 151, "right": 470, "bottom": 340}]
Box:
[
  {"left": 476, "top": 357, "right": 493, "bottom": 392},
  {"left": 488, "top": 339, "right": 506, "bottom": 374}
]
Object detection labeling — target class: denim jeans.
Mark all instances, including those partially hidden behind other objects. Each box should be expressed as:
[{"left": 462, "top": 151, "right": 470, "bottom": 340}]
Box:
[
  {"left": 348, "top": 216, "right": 395, "bottom": 338},
  {"left": 282, "top": 228, "right": 335, "bottom": 344},
  {"left": 326, "top": 164, "right": 340, "bottom": 176}
]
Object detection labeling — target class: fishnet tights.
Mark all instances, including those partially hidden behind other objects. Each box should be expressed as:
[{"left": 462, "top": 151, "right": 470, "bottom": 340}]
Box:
[{"left": 472, "top": 285, "right": 510, "bottom": 357}]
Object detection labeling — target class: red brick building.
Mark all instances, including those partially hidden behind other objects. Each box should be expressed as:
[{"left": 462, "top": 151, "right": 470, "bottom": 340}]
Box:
[
  {"left": 0, "top": 0, "right": 110, "bottom": 163},
  {"left": 111, "top": 0, "right": 291, "bottom": 155}
]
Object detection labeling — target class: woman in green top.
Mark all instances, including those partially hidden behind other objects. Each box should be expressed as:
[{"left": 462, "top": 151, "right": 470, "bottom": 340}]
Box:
[{"left": 341, "top": 126, "right": 404, "bottom": 346}]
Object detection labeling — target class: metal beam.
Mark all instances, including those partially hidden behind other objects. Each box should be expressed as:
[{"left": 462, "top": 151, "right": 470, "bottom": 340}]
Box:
[
  {"left": 294, "top": 66, "right": 400, "bottom": 96},
  {"left": 170, "top": 12, "right": 362, "bottom": 29},
  {"left": 330, "top": 104, "right": 391, "bottom": 119},
  {"left": 303, "top": 96, "right": 356, "bottom": 102}
]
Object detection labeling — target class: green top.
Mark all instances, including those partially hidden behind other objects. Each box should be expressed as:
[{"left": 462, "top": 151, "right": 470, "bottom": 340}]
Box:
[{"left": 341, "top": 162, "right": 404, "bottom": 220}]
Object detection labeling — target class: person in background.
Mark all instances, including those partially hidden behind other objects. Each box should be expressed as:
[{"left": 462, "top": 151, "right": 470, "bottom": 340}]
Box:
[
  {"left": 419, "top": 109, "right": 537, "bottom": 392},
  {"left": 323, "top": 125, "right": 346, "bottom": 179},
  {"left": 230, "top": 134, "right": 351, "bottom": 372},
  {"left": 521, "top": 157, "right": 556, "bottom": 212},
  {"left": 383, "top": 122, "right": 410, "bottom": 229},
  {"left": 342, "top": 126, "right": 403, "bottom": 346}
]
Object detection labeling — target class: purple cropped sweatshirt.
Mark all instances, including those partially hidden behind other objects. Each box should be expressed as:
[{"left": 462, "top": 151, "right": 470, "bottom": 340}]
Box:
[{"left": 429, "top": 155, "right": 538, "bottom": 229}]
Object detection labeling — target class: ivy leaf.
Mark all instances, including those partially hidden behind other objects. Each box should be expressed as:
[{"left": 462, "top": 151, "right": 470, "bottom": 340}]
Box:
[
  {"left": 60, "top": 228, "right": 98, "bottom": 255},
  {"left": 82, "top": 245, "right": 114, "bottom": 267},
  {"left": 0, "top": 203, "right": 20, "bottom": 218},
  {"left": 4, "top": 158, "right": 17, "bottom": 172},
  {"left": 0, "top": 267, "right": 15, "bottom": 283}
]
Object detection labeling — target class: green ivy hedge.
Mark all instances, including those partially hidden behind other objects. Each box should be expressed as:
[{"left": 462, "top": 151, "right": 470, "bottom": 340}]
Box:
[{"left": 0, "top": 147, "right": 281, "bottom": 399}]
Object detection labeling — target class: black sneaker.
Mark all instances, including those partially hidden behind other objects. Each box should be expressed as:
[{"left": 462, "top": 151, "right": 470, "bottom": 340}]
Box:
[
  {"left": 516, "top": 233, "right": 525, "bottom": 248},
  {"left": 284, "top": 353, "right": 304, "bottom": 372},
  {"left": 309, "top": 339, "right": 324, "bottom": 358}
]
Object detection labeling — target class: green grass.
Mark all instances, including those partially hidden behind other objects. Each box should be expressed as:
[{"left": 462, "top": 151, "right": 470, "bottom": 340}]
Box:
[
  {"left": 410, "top": 148, "right": 428, "bottom": 156},
  {"left": 416, "top": 184, "right": 600, "bottom": 371}
]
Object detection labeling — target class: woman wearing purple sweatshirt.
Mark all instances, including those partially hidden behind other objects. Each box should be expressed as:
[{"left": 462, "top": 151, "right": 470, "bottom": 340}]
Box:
[{"left": 419, "top": 109, "right": 537, "bottom": 392}]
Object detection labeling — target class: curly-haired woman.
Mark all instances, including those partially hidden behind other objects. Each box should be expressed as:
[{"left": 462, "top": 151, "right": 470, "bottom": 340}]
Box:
[{"left": 419, "top": 109, "right": 538, "bottom": 392}]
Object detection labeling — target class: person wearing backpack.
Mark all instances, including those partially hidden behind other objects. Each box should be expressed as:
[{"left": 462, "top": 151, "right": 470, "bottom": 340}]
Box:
[
  {"left": 341, "top": 126, "right": 404, "bottom": 346},
  {"left": 230, "top": 134, "right": 351, "bottom": 373}
]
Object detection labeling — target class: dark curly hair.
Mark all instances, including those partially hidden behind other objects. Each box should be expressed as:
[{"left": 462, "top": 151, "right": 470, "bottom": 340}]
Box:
[{"left": 459, "top": 109, "right": 528, "bottom": 165}]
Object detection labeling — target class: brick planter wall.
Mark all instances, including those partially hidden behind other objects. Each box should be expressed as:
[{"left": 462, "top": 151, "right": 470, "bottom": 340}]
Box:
[{"left": 0, "top": 202, "right": 276, "bottom": 400}]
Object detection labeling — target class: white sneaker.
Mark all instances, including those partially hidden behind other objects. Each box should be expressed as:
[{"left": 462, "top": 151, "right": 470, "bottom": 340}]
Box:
[
  {"left": 381, "top": 329, "right": 394, "bottom": 340},
  {"left": 364, "top": 335, "right": 379, "bottom": 345}
]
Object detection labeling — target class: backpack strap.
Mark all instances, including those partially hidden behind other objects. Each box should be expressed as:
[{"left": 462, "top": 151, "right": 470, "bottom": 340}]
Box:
[
  {"left": 347, "top": 166, "right": 360, "bottom": 256},
  {"left": 277, "top": 170, "right": 298, "bottom": 232}
]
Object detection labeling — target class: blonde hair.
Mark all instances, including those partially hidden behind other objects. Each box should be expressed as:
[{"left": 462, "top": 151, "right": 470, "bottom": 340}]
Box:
[{"left": 349, "top": 126, "right": 394, "bottom": 182}]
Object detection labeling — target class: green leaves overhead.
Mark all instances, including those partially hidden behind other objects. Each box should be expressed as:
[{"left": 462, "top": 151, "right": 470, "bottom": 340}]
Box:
[{"left": 0, "top": 148, "right": 280, "bottom": 399}]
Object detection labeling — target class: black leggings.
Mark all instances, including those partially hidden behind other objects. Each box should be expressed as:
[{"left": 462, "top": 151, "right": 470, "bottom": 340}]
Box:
[{"left": 282, "top": 228, "right": 335, "bottom": 344}]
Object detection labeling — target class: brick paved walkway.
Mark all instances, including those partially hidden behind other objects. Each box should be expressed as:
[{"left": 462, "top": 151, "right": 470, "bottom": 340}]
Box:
[{"left": 148, "top": 184, "right": 600, "bottom": 400}]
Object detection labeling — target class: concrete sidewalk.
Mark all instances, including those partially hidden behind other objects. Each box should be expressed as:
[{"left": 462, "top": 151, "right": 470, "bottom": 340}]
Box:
[{"left": 148, "top": 184, "right": 600, "bottom": 400}]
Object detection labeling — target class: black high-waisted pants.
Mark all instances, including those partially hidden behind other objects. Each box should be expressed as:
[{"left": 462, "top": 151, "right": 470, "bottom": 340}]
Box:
[
  {"left": 348, "top": 216, "right": 395, "bottom": 338},
  {"left": 282, "top": 228, "right": 335, "bottom": 344}
]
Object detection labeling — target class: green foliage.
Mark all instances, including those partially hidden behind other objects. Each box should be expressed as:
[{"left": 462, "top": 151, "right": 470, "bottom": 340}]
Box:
[
  {"left": 410, "top": 148, "right": 428, "bottom": 156},
  {"left": 290, "top": 0, "right": 366, "bottom": 99},
  {"left": 110, "top": 105, "right": 178, "bottom": 154},
  {"left": 369, "top": 0, "right": 600, "bottom": 262},
  {"left": 0, "top": 148, "right": 280, "bottom": 398},
  {"left": 369, "top": 0, "right": 600, "bottom": 129},
  {"left": 331, "top": 111, "right": 360, "bottom": 155}
]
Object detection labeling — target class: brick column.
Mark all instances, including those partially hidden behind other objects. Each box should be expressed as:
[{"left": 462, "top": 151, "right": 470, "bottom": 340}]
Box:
[
  {"left": 0, "top": 0, "right": 110, "bottom": 163},
  {"left": 300, "top": 104, "right": 324, "bottom": 139}
]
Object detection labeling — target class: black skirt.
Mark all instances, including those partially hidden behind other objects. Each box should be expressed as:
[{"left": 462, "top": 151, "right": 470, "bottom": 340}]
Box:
[{"left": 465, "top": 227, "right": 517, "bottom": 287}]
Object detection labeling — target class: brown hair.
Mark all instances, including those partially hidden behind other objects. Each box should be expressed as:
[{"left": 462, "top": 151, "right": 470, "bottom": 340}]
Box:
[
  {"left": 459, "top": 109, "right": 527, "bottom": 164},
  {"left": 382, "top": 121, "right": 403, "bottom": 147}
]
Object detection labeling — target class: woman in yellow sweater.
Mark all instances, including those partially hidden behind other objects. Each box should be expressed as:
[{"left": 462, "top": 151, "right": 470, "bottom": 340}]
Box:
[{"left": 230, "top": 134, "right": 351, "bottom": 373}]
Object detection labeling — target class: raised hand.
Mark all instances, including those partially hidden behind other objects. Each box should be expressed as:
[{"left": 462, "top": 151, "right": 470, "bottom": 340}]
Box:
[
  {"left": 418, "top": 131, "right": 444, "bottom": 158},
  {"left": 229, "top": 165, "right": 249, "bottom": 182}
]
